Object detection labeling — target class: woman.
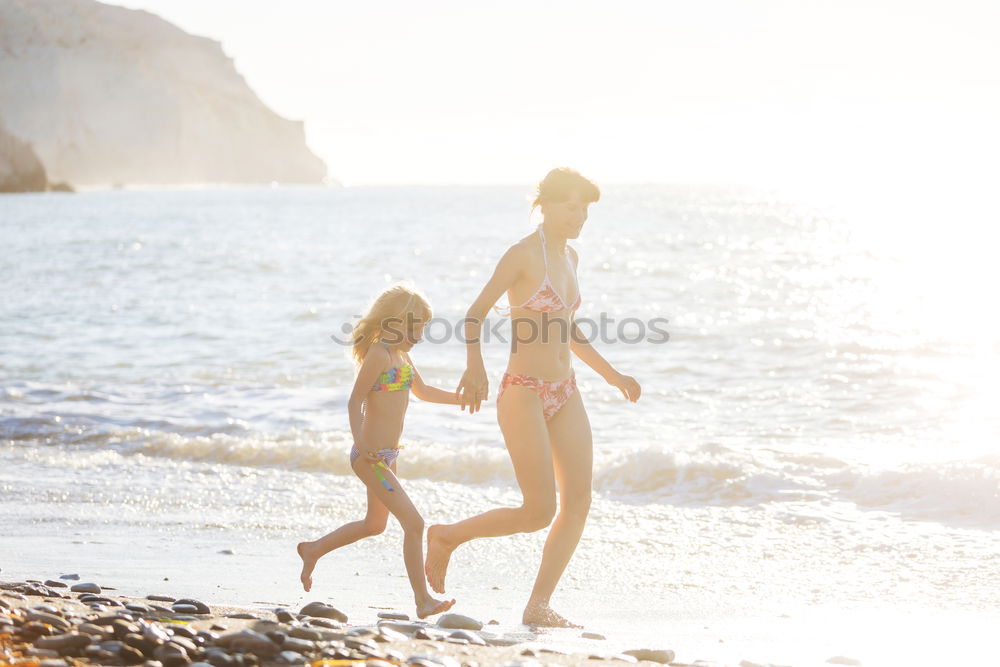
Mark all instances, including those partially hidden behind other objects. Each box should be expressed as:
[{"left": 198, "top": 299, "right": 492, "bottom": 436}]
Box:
[{"left": 424, "top": 167, "right": 641, "bottom": 627}]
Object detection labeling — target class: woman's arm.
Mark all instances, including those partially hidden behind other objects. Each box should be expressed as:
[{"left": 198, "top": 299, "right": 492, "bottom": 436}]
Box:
[
  {"left": 570, "top": 323, "right": 641, "bottom": 402},
  {"left": 406, "top": 356, "right": 462, "bottom": 405},
  {"left": 347, "top": 345, "right": 388, "bottom": 450},
  {"left": 566, "top": 246, "right": 641, "bottom": 402},
  {"left": 457, "top": 244, "right": 525, "bottom": 413}
]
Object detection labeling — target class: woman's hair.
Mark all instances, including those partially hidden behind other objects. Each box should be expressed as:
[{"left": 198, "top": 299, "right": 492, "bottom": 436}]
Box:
[
  {"left": 351, "top": 284, "right": 432, "bottom": 365},
  {"left": 531, "top": 167, "right": 601, "bottom": 210}
]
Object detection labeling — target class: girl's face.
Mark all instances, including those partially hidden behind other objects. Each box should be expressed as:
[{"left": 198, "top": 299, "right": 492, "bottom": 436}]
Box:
[
  {"left": 542, "top": 191, "right": 590, "bottom": 239},
  {"left": 383, "top": 317, "right": 426, "bottom": 351}
]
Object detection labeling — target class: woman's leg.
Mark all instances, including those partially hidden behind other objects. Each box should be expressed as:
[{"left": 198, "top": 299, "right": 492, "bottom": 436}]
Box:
[
  {"left": 523, "top": 389, "right": 593, "bottom": 627},
  {"left": 351, "top": 456, "right": 455, "bottom": 618},
  {"left": 425, "top": 384, "right": 557, "bottom": 594},
  {"left": 297, "top": 482, "right": 389, "bottom": 592}
]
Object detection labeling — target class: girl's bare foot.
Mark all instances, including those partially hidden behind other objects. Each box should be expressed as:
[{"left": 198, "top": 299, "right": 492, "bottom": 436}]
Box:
[
  {"left": 522, "top": 600, "right": 582, "bottom": 628},
  {"left": 424, "top": 524, "right": 456, "bottom": 593},
  {"left": 297, "top": 541, "right": 318, "bottom": 592},
  {"left": 415, "top": 594, "right": 456, "bottom": 619}
]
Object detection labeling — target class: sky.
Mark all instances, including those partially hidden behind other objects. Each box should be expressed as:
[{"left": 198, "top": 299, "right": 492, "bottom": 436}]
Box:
[{"left": 107, "top": 0, "right": 1000, "bottom": 194}]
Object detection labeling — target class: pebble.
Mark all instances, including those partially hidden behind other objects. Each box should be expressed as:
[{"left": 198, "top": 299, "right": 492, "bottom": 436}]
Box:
[
  {"left": 377, "top": 626, "right": 409, "bottom": 642},
  {"left": 172, "top": 604, "right": 199, "bottom": 614},
  {"left": 436, "top": 613, "right": 483, "bottom": 630},
  {"left": 582, "top": 631, "right": 606, "bottom": 640},
  {"left": 147, "top": 595, "right": 177, "bottom": 602},
  {"left": 449, "top": 629, "right": 486, "bottom": 646},
  {"left": 71, "top": 582, "right": 102, "bottom": 594},
  {"left": 485, "top": 636, "right": 521, "bottom": 647},
  {"left": 216, "top": 629, "right": 279, "bottom": 657},
  {"left": 609, "top": 654, "right": 639, "bottom": 663},
  {"left": 153, "top": 642, "right": 189, "bottom": 665},
  {"left": 274, "top": 608, "right": 296, "bottom": 623},
  {"left": 26, "top": 648, "right": 61, "bottom": 658},
  {"left": 282, "top": 637, "right": 316, "bottom": 653},
  {"left": 43, "top": 580, "right": 68, "bottom": 588},
  {"left": 26, "top": 611, "right": 71, "bottom": 630},
  {"left": 623, "top": 648, "right": 675, "bottom": 663},
  {"left": 299, "top": 601, "right": 348, "bottom": 623},
  {"left": 306, "top": 617, "right": 343, "bottom": 629},
  {"left": 174, "top": 598, "right": 211, "bottom": 614},
  {"left": 408, "top": 654, "right": 461, "bottom": 667},
  {"left": 415, "top": 626, "right": 450, "bottom": 641},
  {"left": 276, "top": 650, "right": 306, "bottom": 664},
  {"left": 376, "top": 620, "right": 424, "bottom": 636},
  {"left": 376, "top": 611, "right": 409, "bottom": 620},
  {"left": 288, "top": 627, "right": 322, "bottom": 641},
  {"left": 224, "top": 612, "right": 259, "bottom": 620},
  {"left": 36, "top": 632, "right": 93, "bottom": 651},
  {"left": 59, "top": 574, "right": 80, "bottom": 580}
]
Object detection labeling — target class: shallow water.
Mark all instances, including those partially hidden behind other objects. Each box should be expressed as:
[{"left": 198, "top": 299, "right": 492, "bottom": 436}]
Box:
[{"left": 2, "top": 185, "right": 998, "bottom": 666}]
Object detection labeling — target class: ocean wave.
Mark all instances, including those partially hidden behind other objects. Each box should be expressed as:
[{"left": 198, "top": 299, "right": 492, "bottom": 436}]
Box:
[{"left": 6, "top": 418, "right": 998, "bottom": 528}]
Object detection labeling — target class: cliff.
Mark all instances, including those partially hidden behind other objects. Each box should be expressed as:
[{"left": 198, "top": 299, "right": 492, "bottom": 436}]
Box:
[
  {"left": 0, "top": 121, "right": 47, "bottom": 192},
  {"left": 0, "top": 0, "right": 327, "bottom": 188}
]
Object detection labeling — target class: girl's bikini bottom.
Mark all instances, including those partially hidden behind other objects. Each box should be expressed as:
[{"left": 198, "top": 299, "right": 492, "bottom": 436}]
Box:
[{"left": 349, "top": 443, "right": 403, "bottom": 466}]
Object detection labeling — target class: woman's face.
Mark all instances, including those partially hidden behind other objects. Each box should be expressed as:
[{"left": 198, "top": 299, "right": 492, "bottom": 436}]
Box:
[{"left": 543, "top": 191, "right": 590, "bottom": 239}]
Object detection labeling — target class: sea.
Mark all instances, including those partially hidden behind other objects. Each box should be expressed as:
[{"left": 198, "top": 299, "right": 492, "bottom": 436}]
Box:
[{"left": 2, "top": 185, "right": 998, "bottom": 666}]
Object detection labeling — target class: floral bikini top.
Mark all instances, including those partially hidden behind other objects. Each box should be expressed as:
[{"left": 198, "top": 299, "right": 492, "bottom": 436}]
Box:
[{"left": 494, "top": 224, "right": 582, "bottom": 315}]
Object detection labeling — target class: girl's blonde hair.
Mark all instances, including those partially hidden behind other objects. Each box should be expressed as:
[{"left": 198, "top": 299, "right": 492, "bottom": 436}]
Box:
[{"left": 351, "top": 284, "right": 433, "bottom": 365}]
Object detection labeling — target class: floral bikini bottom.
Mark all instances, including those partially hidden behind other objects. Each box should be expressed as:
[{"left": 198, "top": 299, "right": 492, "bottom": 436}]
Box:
[{"left": 497, "top": 370, "right": 577, "bottom": 421}]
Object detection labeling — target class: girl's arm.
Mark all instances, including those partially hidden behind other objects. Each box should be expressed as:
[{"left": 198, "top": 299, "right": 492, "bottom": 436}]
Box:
[
  {"left": 347, "top": 345, "right": 388, "bottom": 450},
  {"left": 457, "top": 243, "right": 525, "bottom": 413},
  {"left": 406, "top": 356, "right": 462, "bottom": 405},
  {"left": 566, "top": 246, "right": 641, "bottom": 403}
]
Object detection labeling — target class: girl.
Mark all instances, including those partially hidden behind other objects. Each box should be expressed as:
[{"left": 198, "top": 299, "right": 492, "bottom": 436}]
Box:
[
  {"left": 424, "top": 168, "right": 641, "bottom": 627},
  {"left": 297, "top": 284, "right": 458, "bottom": 619}
]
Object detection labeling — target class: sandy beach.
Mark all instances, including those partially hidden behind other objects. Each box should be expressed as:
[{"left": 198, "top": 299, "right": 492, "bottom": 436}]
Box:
[{"left": 1, "top": 576, "right": 678, "bottom": 667}]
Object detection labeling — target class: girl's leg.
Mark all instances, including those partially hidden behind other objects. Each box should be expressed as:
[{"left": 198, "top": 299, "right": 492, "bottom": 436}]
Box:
[
  {"left": 297, "top": 483, "right": 389, "bottom": 592},
  {"left": 351, "top": 456, "right": 455, "bottom": 619},
  {"left": 425, "top": 385, "right": 556, "bottom": 594},
  {"left": 523, "top": 389, "right": 593, "bottom": 627}
]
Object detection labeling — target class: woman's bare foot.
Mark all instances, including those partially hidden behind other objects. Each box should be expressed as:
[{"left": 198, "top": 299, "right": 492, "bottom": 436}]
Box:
[
  {"left": 415, "top": 594, "right": 456, "bottom": 619},
  {"left": 522, "top": 600, "right": 582, "bottom": 628},
  {"left": 424, "top": 524, "right": 456, "bottom": 594},
  {"left": 297, "top": 541, "right": 318, "bottom": 592}
]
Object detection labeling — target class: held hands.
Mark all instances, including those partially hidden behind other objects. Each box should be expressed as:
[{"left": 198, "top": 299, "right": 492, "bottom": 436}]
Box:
[
  {"left": 609, "top": 371, "right": 641, "bottom": 402},
  {"left": 456, "top": 363, "right": 489, "bottom": 414}
]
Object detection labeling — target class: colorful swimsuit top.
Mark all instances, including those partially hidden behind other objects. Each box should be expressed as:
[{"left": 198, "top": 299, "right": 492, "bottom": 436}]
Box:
[
  {"left": 494, "top": 225, "right": 582, "bottom": 315},
  {"left": 372, "top": 363, "right": 413, "bottom": 392}
]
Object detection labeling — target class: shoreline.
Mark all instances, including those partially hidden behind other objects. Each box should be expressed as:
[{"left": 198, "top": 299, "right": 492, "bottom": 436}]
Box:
[{"left": 1, "top": 576, "right": 677, "bottom": 667}]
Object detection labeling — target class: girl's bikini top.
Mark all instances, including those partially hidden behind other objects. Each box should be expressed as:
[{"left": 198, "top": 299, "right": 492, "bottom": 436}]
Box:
[
  {"left": 371, "top": 343, "right": 414, "bottom": 392},
  {"left": 494, "top": 224, "right": 582, "bottom": 315}
]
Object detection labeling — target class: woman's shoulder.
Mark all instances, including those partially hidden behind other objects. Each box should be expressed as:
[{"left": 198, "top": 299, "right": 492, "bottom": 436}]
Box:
[{"left": 502, "top": 233, "right": 540, "bottom": 263}]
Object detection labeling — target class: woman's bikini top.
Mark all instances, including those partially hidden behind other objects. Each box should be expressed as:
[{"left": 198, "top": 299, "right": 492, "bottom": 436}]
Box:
[
  {"left": 494, "top": 224, "right": 582, "bottom": 315},
  {"left": 371, "top": 344, "right": 414, "bottom": 392}
]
